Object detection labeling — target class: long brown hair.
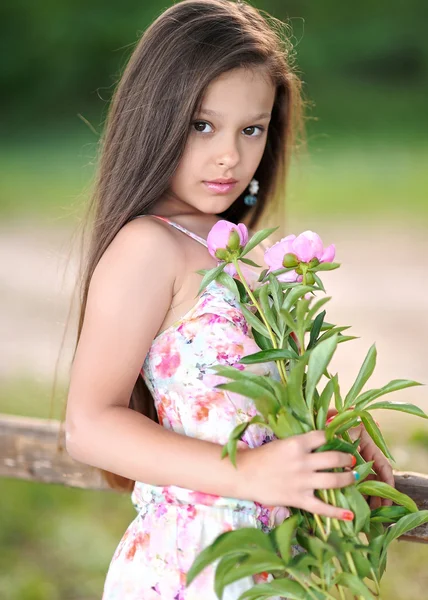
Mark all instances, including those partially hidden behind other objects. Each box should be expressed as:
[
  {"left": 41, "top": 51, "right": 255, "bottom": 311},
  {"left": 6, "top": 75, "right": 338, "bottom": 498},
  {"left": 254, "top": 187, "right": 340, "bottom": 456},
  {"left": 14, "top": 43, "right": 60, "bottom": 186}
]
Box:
[{"left": 61, "top": 0, "right": 307, "bottom": 492}]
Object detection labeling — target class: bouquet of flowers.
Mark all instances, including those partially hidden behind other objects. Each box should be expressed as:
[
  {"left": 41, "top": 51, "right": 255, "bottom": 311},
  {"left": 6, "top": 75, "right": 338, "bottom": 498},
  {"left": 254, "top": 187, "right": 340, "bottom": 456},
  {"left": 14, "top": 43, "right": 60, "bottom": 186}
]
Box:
[{"left": 186, "top": 220, "right": 428, "bottom": 600}]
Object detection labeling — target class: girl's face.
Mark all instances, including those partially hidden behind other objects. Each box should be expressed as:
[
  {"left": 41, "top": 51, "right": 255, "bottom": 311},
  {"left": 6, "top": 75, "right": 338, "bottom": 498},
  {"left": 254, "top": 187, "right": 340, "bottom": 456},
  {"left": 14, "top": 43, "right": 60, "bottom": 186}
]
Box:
[{"left": 161, "top": 66, "right": 276, "bottom": 216}]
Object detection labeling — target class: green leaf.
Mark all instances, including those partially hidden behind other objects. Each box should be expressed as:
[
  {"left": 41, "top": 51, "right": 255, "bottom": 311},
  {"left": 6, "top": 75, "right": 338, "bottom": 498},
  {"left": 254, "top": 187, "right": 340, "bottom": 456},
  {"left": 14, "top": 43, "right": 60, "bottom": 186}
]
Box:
[
  {"left": 209, "top": 364, "right": 279, "bottom": 395},
  {"left": 354, "top": 459, "right": 376, "bottom": 480},
  {"left": 215, "top": 551, "right": 285, "bottom": 599},
  {"left": 307, "top": 310, "right": 326, "bottom": 350},
  {"left": 216, "top": 381, "right": 279, "bottom": 416},
  {"left": 240, "top": 304, "right": 270, "bottom": 337},
  {"left": 316, "top": 325, "right": 352, "bottom": 344},
  {"left": 355, "top": 379, "right": 423, "bottom": 409},
  {"left": 251, "top": 327, "right": 273, "bottom": 351},
  {"left": 307, "top": 296, "right": 331, "bottom": 321},
  {"left": 344, "top": 485, "right": 371, "bottom": 534},
  {"left": 196, "top": 262, "right": 226, "bottom": 295},
  {"left": 332, "top": 374, "right": 343, "bottom": 411},
  {"left": 333, "top": 572, "right": 376, "bottom": 599},
  {"left": 258, "top": 268, "right": 269, "bottom": 282},
  {"left": 238, "top": 348, "right": 298, "bottom": 364},
  {"left": 259, "top": 282, "right": 281, "bottom": 337},
  {"left": 240, "top": 257, "right": 262, "bottom": 267},
  {"left": 241, "top": 227, "right": 278, "bottom": 256},
  {"left": 325, "top": 408, "right": 361, "bottom": 440},
  {"left": 272, "top": 515, "right": 299, "bottom": 564},
  {"left": 306, "top": 335, "right": 339, "bottom": 414},
  {"left": 216, "top": 270, "right": 241, "bottom": 301},
  {"left": 312, "top": 272, "right": 325, "bottom": 292},
  {"left": 307, "top": 536, "right": 336, "bottom": 561},
  {"left": 280, "top": 308, "right": 297, "bottom": 332},
  {"left": 367, "top": 531, "right": 385, "bottom": 572},
  {"left": 370, "top": 505, "right": 410, "bottom": 523},
  {"left": 311, "top": 262, "right": 341, "bottom": 272},
  {"left": 315, "top": 377, "right": 335, "bottom": 429},
  {"left": 268, "top": 273, "right": 283, "bottom": 313},
  {"left": 263, "top": 378, "right": 289, "bottom": 411},
  {"left": 186, "top": 527, "right": 275, "bottom": 586},
  {"left": 296, "top": 297, "right": 310, "bottom": 327},
  {"left": 367, "top": 400, "right": 428, "bottom": 419},
  {"left": 224, "top": 421, "right": 250, "bottom": 466},
  {"left": 270, "top": 410, "right": 296, "bottom": 437},
  {"left": 380, "top": 510, "right": 428, "bottom": 563},
  {"left": 337, "top": 335, "right": 359, "bottom": 344},
  {"left": 349, "top": 550, "right": 374, "bottom": 579},
  {"left": 314, "top": 436, "right": 360, "bottom": 455},
  {"left": 357, "top": 480, "right": 419, "bottom": 512},
  {"left": 360, "top": 411, "right": 396, "bottom": 462},
  {"left": 238, "top": 578, "right": 308, "bottom": 600},
  {"left": 287, "top": 356, "right": 310, "bottom": 422},
  {"left": 281, "top": 285, "right": 314, "bottom": 313},
  {"left": 344, "top": 344, "right": 377, "bottom": 409},
  {"left": 214, "top": 554, "right": 249, "bottom": 599}
]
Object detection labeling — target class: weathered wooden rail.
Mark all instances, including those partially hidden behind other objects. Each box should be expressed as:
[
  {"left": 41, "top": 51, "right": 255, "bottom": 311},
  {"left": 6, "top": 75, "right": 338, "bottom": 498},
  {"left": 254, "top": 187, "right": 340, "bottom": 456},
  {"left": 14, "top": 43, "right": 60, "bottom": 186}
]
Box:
[{"left": 1, "top": 412, "right": 427, "bottom": 543}]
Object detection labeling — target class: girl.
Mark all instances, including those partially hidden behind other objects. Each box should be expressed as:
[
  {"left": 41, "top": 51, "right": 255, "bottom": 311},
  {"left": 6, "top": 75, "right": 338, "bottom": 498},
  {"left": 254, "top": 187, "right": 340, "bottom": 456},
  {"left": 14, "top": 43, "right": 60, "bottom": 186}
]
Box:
[{"left": 65, "top": 1, "right": 394, "bottom": 598}]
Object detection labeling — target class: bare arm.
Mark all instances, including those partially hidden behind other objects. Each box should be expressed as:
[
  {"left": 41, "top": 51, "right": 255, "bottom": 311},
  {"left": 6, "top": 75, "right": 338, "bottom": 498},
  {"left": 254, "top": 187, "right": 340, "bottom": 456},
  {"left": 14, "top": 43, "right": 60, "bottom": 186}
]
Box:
[{"left": 65, "top": 217, "right": 251, "bottom": 499}]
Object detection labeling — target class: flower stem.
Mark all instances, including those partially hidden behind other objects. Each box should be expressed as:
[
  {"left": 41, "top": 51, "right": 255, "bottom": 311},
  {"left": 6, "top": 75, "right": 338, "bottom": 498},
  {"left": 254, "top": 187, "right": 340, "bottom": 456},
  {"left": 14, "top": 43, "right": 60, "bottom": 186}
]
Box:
[{"left": 232, "top": 258, "right": 288, "bottom": 383}]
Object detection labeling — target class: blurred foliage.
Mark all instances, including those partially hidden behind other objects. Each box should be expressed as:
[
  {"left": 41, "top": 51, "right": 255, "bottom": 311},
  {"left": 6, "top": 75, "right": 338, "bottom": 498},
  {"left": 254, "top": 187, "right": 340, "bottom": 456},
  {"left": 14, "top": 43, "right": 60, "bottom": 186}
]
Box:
[
  {"left": 1, "top": 0, "right": 428, "bottom": 139},
  {"left": 408, "top": 428, "right": 428, "bottom": 450}
]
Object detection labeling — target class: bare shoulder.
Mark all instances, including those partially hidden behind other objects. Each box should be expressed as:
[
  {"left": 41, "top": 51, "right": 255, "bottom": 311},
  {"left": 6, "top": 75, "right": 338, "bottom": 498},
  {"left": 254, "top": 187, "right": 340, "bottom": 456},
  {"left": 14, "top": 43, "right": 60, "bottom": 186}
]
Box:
[
  {"left": 100, "top": 215, "right": 182, "bottom": 278},
  {"left": 66, "top": 215, "right": 183, "bottom": 425}
]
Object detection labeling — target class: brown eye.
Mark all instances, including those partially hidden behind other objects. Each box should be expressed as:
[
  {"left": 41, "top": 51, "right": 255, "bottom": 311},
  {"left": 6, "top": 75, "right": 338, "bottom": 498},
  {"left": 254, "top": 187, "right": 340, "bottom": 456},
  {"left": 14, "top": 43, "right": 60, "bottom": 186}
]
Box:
[
  {"left": 243, "top": 126, "right": 265, "bottom": 137},
  {"left": 192, "top": 121, "right": 212, "bottom": 133}
]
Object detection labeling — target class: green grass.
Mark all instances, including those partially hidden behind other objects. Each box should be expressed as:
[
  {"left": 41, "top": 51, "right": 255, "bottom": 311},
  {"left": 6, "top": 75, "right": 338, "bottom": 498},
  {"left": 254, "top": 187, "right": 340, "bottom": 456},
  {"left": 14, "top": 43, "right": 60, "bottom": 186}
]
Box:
[
  {"left": 1, "top": 376, "right": 428, "bottom": 598},
  {"left": 0, "top": 128, "right": 427, "bottom": 224},
  {"left": 0, "top": 377, "right": 136, "bottom": 600}
]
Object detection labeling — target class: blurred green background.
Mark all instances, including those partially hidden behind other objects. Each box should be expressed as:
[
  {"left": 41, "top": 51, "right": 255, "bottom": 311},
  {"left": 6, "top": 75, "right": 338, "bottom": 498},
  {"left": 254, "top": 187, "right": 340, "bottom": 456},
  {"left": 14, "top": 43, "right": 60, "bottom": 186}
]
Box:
[{"left": 1, "top": 1, "right": 427, "bottom": 598}]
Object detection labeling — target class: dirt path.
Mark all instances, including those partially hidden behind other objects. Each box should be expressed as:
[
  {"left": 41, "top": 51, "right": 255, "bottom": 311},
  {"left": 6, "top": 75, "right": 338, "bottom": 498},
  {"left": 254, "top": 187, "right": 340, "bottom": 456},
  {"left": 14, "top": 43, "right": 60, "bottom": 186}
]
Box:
[{"left": 1, "top": 217, "right": 427, "bottom": 439}]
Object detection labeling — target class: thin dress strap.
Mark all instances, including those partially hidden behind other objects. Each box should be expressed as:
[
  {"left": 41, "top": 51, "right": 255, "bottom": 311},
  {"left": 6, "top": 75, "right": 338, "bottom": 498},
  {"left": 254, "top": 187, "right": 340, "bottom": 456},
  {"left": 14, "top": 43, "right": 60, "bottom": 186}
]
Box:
[{"left": 131, "top": 214, "right": 208, "bottom": 247}]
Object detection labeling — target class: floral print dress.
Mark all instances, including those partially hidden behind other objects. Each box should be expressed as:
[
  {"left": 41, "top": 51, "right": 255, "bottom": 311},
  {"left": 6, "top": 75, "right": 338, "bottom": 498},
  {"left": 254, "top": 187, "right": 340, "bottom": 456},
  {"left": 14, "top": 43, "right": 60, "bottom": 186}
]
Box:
[{"left": 102, "top": 215, "right": 302, "bottom": 600}]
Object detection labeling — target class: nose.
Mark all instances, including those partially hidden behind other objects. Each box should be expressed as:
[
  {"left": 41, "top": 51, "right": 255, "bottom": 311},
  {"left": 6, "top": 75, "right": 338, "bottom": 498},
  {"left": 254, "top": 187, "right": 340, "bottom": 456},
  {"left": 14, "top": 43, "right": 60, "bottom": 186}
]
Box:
[{"left": 216, "top": 135, "right": 240, "bottom": 169}]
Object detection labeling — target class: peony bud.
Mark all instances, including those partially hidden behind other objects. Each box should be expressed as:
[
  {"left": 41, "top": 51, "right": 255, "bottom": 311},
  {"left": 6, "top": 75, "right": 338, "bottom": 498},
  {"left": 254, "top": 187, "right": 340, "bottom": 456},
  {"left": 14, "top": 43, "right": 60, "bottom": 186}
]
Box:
[
  {"left": 215, "top": 248, "right": 230, "bottom": 261},
  {"left": 308, "top": 258, "right": 320, "bottom": 268},
  {"left": 227, "top": 229, "right": 241, "bottom": 252},
  {"left": 306, "top": 272, "right": 315, "bottom": 285},
  {"left": 283, "top": 252, "right": 299, "bottom": 268}
]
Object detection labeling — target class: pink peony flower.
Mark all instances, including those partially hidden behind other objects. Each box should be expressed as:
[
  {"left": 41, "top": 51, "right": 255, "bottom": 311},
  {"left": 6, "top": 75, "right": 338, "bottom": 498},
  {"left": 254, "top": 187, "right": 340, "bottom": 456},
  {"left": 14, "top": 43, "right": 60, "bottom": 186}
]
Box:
[
  {"left": 264, "top": 230, "right": 335, "bottom": 282},
  {"left": 207, "top": 220, "right": 248, "bottom": 260}
]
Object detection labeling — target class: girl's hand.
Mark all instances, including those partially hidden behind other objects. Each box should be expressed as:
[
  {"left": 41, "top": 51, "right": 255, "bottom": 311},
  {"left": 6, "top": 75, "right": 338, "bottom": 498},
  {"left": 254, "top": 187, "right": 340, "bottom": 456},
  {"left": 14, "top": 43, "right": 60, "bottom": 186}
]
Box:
[
  {"left": 326, "top": 408, "right": 395, "bottom": 509},
  {"left": 238, "top": 429, "right": 358, "bottom": 521}
]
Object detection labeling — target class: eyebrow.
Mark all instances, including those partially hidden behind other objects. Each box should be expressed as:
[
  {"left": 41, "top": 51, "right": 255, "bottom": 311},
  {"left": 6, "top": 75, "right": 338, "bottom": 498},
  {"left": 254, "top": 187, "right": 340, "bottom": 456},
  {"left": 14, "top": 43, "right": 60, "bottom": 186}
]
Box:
[{"left": 198, "top": 108, "right": 271, "bottom": 120}]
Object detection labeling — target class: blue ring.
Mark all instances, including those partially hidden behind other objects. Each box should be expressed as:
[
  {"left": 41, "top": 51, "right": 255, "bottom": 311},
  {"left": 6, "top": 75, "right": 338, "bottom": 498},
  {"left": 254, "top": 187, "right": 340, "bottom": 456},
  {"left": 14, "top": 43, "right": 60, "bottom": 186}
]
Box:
[{"left": 352, "top": 470, "right": 360, "bottom": 481}]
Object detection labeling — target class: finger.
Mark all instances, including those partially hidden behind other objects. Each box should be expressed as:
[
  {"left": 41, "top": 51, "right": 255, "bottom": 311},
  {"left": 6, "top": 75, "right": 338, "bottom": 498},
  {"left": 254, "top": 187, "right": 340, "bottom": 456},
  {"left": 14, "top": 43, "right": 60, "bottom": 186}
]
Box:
[
  {"left": 308, "top": 450, "right": 356, "bottom": 471},
  {"left": 347, "top": 423, "right": 363, "bottom": 442},
  {"left": 312, "top": 470, "right": 358, "bottom": 491},
  {"left": 305, "top": 429, "right": 327, "bottom": 452},
  {"left": 303, "top": 495, "right": 354, "bottom": 522},
  {"left": 370, "top": 495, "right": 382, "bottom": 511}
]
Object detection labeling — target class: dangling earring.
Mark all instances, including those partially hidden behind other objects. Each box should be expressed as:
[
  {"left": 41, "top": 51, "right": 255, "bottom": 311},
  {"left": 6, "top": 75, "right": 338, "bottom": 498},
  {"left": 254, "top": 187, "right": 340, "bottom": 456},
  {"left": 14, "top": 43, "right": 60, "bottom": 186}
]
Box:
[{"left": 244, "top": 178, "right": 259, "bottom": 206}]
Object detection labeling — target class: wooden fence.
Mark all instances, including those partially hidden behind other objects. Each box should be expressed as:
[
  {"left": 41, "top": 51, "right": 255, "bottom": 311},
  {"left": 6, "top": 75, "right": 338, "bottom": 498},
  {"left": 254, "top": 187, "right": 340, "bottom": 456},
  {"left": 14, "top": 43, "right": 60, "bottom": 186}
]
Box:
[{"left": 1, "top": 412, "right": 427, "bottom": 544}]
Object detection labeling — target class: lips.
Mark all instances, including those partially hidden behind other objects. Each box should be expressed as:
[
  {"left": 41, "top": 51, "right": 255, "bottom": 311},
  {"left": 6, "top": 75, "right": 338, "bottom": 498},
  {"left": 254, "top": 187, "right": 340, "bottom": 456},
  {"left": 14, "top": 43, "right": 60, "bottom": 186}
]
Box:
[
  {"left": 205, "top": 179, "right": 237, "bottom": 184},
  {"left": 203, "top": 181, "right": 237, "bottom": 194}
]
